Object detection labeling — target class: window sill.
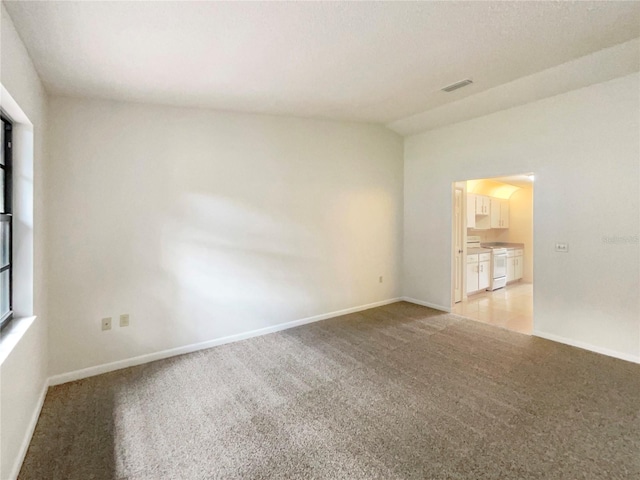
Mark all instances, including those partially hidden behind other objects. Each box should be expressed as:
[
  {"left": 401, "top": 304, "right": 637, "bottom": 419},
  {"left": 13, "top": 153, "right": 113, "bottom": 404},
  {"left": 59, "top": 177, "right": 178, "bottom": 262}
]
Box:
[{"left": 0, "top": 315, "right": 37, "bottom": 367}]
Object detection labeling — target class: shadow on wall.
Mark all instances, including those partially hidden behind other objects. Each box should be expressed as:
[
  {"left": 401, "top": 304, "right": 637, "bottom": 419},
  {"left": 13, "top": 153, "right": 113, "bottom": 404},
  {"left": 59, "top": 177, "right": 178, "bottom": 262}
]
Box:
[
  {"left": 47, "top": 120, "right": 400, "bottom": 376},
  {"left": 116, "top": 188, "right": 396, "bottom": 357},
  {"left": 159, "top": 192, "right": 322, "bottom": 338}
]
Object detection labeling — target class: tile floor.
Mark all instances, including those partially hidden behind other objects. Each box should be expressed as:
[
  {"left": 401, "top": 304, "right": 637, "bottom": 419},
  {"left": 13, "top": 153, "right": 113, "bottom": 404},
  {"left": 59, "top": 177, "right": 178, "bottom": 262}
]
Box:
[{"left": 452, "top": 282, "right": 533, "bottom": 334}]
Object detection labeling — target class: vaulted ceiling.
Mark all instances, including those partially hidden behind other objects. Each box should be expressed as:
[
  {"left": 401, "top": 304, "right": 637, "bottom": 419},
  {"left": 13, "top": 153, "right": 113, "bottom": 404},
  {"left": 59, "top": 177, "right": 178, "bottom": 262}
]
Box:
[{"left": 4, "top": 1, "right": 640, "bottom": 132}]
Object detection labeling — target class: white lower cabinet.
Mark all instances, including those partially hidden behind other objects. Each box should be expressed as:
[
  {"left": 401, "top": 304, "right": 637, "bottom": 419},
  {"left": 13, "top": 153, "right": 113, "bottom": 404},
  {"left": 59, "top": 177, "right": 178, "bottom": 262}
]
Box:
[
  {"left": 466, "top": 255, "right": 479, "bottom": 294},
  {"left": 467, "top": 253, "right": 491, "bottom": 294},
  {"left": 507, "top": 257, "right": 515, "bottom": 283},
  {"left": 515, "top": 251, "right": 523, "bottom": 280},
  {"left": 507, "top": 249, "right": 524, "bottom": 282},
  {"left": 478, "top": 257, "right": 491, "bottom": 290}
]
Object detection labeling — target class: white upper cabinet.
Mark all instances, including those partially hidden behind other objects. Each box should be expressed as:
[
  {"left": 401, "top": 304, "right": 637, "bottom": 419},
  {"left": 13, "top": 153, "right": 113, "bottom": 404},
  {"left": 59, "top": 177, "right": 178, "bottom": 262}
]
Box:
[
  {"left": 467, "top": 194, "right": 490, "bottom": 230},
  {"left": 489, "top": 198, "right": 510, "bottom": 228},
  {"left": 475, "top": 195, "right": 490, "bottom": 215},
  {"left": 490, "top": 198, "right": 501, "bottom": 228},
  {"left": 501, "top": 200, "right": 510, "bottom": 228},
  {"left": 466, "top": 194, "right": 508, "bottom": 230},
  {"left": 466, "top": 194, "right": 476, "bottom": 229}
]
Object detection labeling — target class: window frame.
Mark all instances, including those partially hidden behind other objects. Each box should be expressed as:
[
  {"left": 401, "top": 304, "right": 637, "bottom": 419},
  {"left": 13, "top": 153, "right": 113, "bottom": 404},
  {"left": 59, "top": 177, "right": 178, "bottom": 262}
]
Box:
[{"left": 1, "top": 114, "right": 13, "bottom": 330}]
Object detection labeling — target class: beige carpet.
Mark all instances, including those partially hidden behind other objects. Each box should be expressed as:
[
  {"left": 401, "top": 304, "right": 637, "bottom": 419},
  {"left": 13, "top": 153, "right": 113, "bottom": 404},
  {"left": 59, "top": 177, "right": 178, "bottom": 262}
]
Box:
[{"left": 19, "top": 302, "right": 640, "bottom": 479}]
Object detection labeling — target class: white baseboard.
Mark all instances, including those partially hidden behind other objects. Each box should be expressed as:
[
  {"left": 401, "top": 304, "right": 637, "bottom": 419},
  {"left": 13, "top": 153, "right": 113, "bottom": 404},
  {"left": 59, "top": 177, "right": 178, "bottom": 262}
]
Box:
[
  {"left": 49, "top": 297, "right": 402, "bottom": 386},
  {"left": 401, "top": 297, "right": 451, "bottom": 313},
  {"left": 8, "top": 379, "right": 49, "bottom": 480},
  {"left": 533, "top": 330, "right": 640, "bottom": 364}
]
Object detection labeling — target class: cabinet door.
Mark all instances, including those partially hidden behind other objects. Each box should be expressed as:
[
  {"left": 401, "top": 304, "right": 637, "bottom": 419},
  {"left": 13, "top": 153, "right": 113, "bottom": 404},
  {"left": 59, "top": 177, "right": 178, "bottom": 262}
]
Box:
[
  {"left": 475, "top": 195, "right": 484, "bottom": 215},
  {"left": 474, "top": 195, "right": 488, "bottom": 215},
  {"left": 506, "top": 257, "right": 515, "bottom": 282},
  {"left": 490, "top": 198, "right": 501, "bottom": 228},
  {"left": 466, "top": 194, "right": 476, "bottom": 228},
  {"left": 466, "top": 262, "right": 479, "bottom": 294},
  {"left": 515, "top": 255, "right": 523, "bottom": 280},
  {"left": 478, "top": 260, "right": 490, "bottom": 290},
  {"left": 501, "top": 200, "right": 510, "bottom": 228}
]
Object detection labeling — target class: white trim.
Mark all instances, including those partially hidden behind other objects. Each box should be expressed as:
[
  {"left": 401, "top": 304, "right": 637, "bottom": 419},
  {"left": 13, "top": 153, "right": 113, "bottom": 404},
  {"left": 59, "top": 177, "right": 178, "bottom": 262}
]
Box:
[
  {"left": 8, "top": 379, "right": 49, "bottom": 480},
  {"left": 0, "top": 85, "right": 33, "bottom": 126},
  {"left": 0, "top": 316, "right": 36, "bottom": 366},
  {"left": 49, "top": 298, "right": 402, "bottom": 386},
  {"left": 401, "top": 297, "right": 451, "bottom": 313},
  {"left": 533, "top": 330, "right": 640, "bottom": 364}
]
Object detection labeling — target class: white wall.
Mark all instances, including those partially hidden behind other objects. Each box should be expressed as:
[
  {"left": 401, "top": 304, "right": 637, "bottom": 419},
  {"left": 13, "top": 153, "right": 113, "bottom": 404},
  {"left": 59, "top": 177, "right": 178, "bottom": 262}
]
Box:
[
  {"left": 507, "top": 187, "right": 533, "bottom": 283},
  {"left": 46, "top": 96, "right": 404, "bottom": 376},
  {"left": 404, "top": 73, "right": 640, "bottom": 361},
  {"left": 0, "top": 4, "right": 49, "bottom": 479}
]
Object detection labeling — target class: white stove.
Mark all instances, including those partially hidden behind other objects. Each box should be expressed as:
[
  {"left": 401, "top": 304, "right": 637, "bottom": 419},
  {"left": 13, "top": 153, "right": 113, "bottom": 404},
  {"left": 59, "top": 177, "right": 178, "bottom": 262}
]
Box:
[{"left": 480, "top": 244, "right": 507, "bottom": 291}]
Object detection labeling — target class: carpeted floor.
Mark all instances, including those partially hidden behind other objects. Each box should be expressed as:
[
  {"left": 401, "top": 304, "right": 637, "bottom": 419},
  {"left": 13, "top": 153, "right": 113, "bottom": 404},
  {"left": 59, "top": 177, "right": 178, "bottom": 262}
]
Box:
[{"left": 19, "top": 302, "right": 640, "bottom": 479}]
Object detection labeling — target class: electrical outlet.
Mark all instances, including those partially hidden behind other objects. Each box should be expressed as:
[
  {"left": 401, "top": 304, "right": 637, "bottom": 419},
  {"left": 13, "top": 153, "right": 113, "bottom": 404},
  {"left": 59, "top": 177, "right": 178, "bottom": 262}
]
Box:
[
  {"left": 555, "top": 243, "right": 569, "bottom": 253},
  {"left": 119, "top": 314, "right": 130, "bottom": 327},
  {"left": 101, "top": 317, "right": 112, "bottom": 331},
  {"left": 379, "top": 276, "right": 383, "bottom": 283}
]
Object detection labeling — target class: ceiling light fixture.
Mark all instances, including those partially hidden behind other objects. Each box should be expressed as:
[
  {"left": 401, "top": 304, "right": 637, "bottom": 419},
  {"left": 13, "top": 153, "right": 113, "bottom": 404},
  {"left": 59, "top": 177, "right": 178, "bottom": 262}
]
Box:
[{"left": 441, "top": 79, "right": 473, "bottom": 92}]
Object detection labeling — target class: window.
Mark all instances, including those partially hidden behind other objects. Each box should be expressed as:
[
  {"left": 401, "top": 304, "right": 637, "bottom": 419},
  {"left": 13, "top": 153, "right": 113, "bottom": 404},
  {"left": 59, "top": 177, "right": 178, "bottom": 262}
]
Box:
[{"left": 1, "top": 116, "right": 12, "bottom": 329}]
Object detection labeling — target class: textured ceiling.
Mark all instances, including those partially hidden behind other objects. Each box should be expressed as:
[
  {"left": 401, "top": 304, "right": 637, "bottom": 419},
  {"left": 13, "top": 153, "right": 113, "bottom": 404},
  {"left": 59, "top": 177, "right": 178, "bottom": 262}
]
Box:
[{"left": 4, "top": 1, "right": 640, "bottom": 126}]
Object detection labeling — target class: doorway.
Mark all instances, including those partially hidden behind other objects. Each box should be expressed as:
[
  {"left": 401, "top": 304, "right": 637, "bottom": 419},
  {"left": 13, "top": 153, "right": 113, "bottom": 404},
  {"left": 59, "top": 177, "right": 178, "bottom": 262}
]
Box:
[{"left": 451, "top": 174, "right": 534, "bottom": 334}]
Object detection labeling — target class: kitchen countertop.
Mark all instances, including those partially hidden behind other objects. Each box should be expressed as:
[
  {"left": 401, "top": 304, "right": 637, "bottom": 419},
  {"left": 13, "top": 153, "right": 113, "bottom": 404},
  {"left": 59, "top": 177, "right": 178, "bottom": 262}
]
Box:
[{"left": 480, "top": 242, "right": 524, "bottom": 249}]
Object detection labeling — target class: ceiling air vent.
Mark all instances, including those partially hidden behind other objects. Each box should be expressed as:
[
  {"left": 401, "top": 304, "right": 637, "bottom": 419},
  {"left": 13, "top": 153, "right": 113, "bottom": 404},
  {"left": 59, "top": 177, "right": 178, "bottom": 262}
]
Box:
[{"left": 441, "top": 79, "right": 473, "bottom": 92}]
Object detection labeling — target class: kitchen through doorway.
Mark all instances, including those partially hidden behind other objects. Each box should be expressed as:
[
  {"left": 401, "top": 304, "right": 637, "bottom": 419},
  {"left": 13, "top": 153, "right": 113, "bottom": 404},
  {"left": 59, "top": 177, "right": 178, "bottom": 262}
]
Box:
[{"left": 451, "top": 174, "right": 534, "bottom": 334}]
